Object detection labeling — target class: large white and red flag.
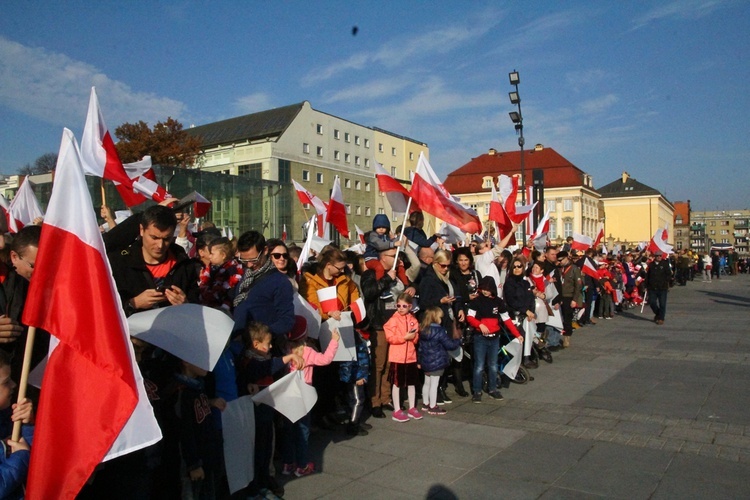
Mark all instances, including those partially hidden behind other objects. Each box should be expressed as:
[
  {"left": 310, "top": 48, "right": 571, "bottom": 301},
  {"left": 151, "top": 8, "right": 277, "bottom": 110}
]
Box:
[
  {"left": 327, "top": 176, "right": 350, "bottom": 238},
  {"left": 571, "top": 232, "right": 593, "bottom": 252},
  {"left": 593, "top": 223, "right": 605, "bottom": 249},
  {"left": 497, "top": 174, "right": 537, "bottom": 224},
  {"left": 354, "top": 224, "right": 366, "bottom": 244},
  {"left": 647, "top": 227, "right": 673, "bottom": 255},
  {"left": 488, "top": 182, "right": 515, "bottom": 244},
  {"left": 7, "top": 176, "right": 45, "bottom": 231},
  {"left": 580, "top": 255, "right": 599, "bottom": 280},
  {"left": 292, "top": 179, "right": 327, "bottom": 215},
  {"left": 529, "top": 209, "right": 551, "bottom": 251},
  {"left": 115, "top": 156, "right": 171, "bottom": 207},
  {"left": 22, "top": 129, "right": 161, "bottom": 499},
  {"left": 410, "top": 152, "right": 481, "bottom": 233},
  {"left": 0, "top": 194, "right": 18, "bottom": 233},
  {"left": 80, "top": 87, "right": 133, "bottom": 187},
  {"left": 374, "top": 160, "right": 417, "bottom": 216}
]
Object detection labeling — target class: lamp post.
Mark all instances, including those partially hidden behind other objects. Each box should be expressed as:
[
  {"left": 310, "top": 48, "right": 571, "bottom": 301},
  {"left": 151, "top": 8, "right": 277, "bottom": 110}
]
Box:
[{"left": 509, "top": 70, "right": 526, "bottom": 245}]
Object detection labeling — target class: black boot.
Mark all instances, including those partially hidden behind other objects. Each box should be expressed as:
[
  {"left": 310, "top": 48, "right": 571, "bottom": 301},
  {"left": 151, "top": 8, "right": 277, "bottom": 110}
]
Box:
[
  {"left": 438, "top": 386, "right": 453, "bottom": 404},
  {"left": 523, "top": 356, "right": 539, "bottom": 369}
]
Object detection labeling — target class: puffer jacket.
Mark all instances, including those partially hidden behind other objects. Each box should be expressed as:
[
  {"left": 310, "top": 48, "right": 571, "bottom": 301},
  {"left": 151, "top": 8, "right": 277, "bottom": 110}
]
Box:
[{"left": 418, "top": 323, "right": 461, "bottom": 373}]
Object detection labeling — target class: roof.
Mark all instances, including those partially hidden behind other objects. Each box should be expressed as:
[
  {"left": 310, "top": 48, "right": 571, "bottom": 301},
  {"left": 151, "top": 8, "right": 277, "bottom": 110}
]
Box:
[
  {"left": 598, "top": 174, "right": 661, "bottom": 199},
  {"left": 186, "top": 102, "right": 305, "bottom": 148},
  {"left": 443, "top": 147, "right": 589, "bottom": 194}
]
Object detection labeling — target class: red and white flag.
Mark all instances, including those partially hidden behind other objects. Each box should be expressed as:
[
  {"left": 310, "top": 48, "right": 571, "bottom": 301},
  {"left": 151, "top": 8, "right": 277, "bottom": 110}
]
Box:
[
  {"left": 192, "top": 191, "right": 212, "bottom": 218},
  {"left": 282, "top": 224, "right": 287, "bottom": 241},
  {"left": 580, "top": 255, "right": 599, "bottom": 280},
  {"left": 350, "top": 296, "right": 366, "bottom": 324},
  {"left": 8, "top": 177, "right": 45, "bottom": 231},
  {"left": 571, "top": 232, "right": 593, "bottom": 252},
  {"left": 80, "top": 87, "right": 133, "bottom": 187},
  {"left": 316, "top": 286, "right": 340, "bottom": 314},
  {"left": 0, "top": 194, "right": 18, "bottom": 233},
  {"left": 354, "top": 224, "right": 366, "bottom": 244},
  {"left": 410, "top": 153, "right": 481, "bottom": 233},
  {"left": 115, "top": 156, "right": 170, "bottom": 207},
  {"left": 497, "top": 174, "right": 537, "bottom": 224},
  {"left": 327, "top": 176, "right": 349, "bottom": 238},
  {"left": 647, "top": 227, "right": 673, "bottom": 255},
  {"left": 488, "top": 182, "right": 515, "bottom": 244},
  {"left": 22, "top": 129, "right": 161, "bottom": 499},
  {"left": 593, "top": 223, "right": 605, "bottom": 249},
  {"left": 292, "top": 179, "right": 327, "bottom": 215},
  {"left": 529, "top": 209, "right": 551, "bottom": 251},
  {"left": 375, "top": 161, "right": 416, "bottom": 215}
]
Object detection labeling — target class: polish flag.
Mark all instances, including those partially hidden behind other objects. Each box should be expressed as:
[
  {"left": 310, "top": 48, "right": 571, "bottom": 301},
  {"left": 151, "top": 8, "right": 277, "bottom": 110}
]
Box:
[
  {"left": 375, "top": 161, "right": 416, "bottom": 215},
  {"left": 8, "top": 176, "right": 45, "bottom": 231},
  {"left": 115, "top": 156, "right": 170, "bottom": 207},
  {"left": 350, "top": 296, "right": 367, "bottom": 324},
  {"left": 580, "top": 255, "right": 599, "bottom": 280},
  {"left": 316, "top": 213, "right": 326, "bottom": 238},
  {"left": 526, "top": 185, "right": 535, "bottom": 236},
  {"left": 0, "top": 194, "right": 18, "bottom": 233},
  {"left": 593, "top": 223, "right": 605, "bottom": 249},
  {"left": 327, "top": 176, "right": 349, "bottom": 238},
  {"left": 529, "top": 209, "right": 551, "bottom": 251},
  {"left": 571, "top": 232, "right": 593, "bottom": 252},
  {"left": 497, "top": 174, "right": 537, "bottom": 224},
  {"left": 354, "top": 224, "right": 366, "bottom": 244},
  {"left": 316, "top": 286, "right": 340, "bottom": 314},
  {"left": 191, "top": 192, "right": 212, "bottom": 218},
  {"left": 22, "top": 129, "right": 161, "bottom": 499},
  {"left": 282, "top": 224, "right": 287, "bottom": 241},
  {"left": 647, "top": 227, "right": 673, "bottom": 255},
  {"left": 488, "top": 182, "right": 515, "bottom": 244},
  {"left": 80, "top": 87, "right": 133, "bottom": 187},
  {"left": 292, "top": 179, "right": 327, "bottom": 215},
  {"left": 410, "top": 153, "right": 481, "bottom": 233}
]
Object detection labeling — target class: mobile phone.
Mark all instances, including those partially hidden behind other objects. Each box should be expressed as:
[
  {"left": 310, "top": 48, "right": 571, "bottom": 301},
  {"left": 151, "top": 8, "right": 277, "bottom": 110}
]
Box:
[{"left": 155, "top": 284, "right": 166, "bottom": 293}]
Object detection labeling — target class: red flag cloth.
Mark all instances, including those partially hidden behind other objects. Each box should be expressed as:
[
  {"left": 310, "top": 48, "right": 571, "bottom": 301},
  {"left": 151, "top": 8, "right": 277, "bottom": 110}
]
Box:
[
  {"left": 327, "top": 176, "right": 350, "bottom": 238},
  {"left": 375, "top": 161, "right": 417, "bottom": 215},
  {"left": 80, "top": 87, "right": 134, "bottom": 187},
  {"left": 316, "top": 286, "right": 340, "bottom": 314},
  {"left": 411, "top": 153, "right": 481, "bottom": 233},
  {"left": 292, "top": 179, "right": 327, "bottom": 215},
  {"left": 22, "top": 129, "right": 160, "bottom": 499},
  {"left": 593, "top": 223, "right": 604, "bottom": 249},
  {"left": 580, "top": 256, "right": 600, "bottom": 280},
  {"left": 115, "top": 156, "right": 170, "bottom": 207},
  {"left": 351, "top": 296, "right": 367, "bottom": 324},
  {"left": 488, "top": 183, "right": 515, "bottom": 244},
  {"left": 647, "top": 227, "right": 674, "bottom": 255},
  {"left": 282, "top": 224, "right": 287, "bottom": 241},
  {"left": 192, "top": 191, "right": 212, "bottom": 218},
  {"left": 355, "top": 224, "right": 366, "bottom": 244},
  {"left": 530, "top": 209, "right": 551, "bottom": 242},
  {"left": 497, "top": 174, "right": 536, "bottom": 224},
  {"left": 571, "top": 232, "right": 593, "bottom": 252}
]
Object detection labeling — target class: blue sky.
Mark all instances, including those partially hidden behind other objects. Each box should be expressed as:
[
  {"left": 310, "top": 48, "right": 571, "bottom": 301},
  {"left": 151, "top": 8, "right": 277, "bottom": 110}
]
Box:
[{"left": 1, "top": 1, "right": 748, "bottom": 211}]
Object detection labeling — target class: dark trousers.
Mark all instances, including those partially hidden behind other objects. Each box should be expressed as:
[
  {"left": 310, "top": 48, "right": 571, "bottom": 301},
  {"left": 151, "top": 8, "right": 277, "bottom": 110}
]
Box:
[
  {"left": 561, "top": 298, "right": 575, "bottom": 336},
  {"left": 648, "top": 289, "right": 668, "bottom": 321}
]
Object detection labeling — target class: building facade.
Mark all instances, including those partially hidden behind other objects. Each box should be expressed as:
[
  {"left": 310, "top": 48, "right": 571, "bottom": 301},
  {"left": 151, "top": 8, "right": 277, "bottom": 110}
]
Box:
[
  {"left": 690, "top": 209, "right": 750, "bottom": 257},
  {"left": 672, "top": 201, "right": 691, "bottom": 251}
]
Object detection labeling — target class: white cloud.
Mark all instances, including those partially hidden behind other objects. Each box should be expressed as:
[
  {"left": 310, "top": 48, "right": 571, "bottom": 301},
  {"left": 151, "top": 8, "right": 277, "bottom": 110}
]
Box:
[
  {"left": 324, "top": 79, "right": 411, "bottom": 104},
  {"left": 0, "top": 36, "right": 186, "bottom": 129},
  {"left": 234, "top": 92, "right": 274, "bottom": 114},
  {"left": 580, "top": 94, "right": 619, "bottom": 114},
  {"left": 631, "top": 0, "right": 728, "bottom": 30}
]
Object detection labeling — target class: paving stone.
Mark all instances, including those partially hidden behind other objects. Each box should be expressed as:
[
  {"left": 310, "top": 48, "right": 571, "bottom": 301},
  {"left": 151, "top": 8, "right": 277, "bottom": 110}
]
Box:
[
  {"left": 714, "top": 432, "right": 750, "bottom": 449},
  {"left": 661, "top": 426, "right": 715, "bottom": 444}
]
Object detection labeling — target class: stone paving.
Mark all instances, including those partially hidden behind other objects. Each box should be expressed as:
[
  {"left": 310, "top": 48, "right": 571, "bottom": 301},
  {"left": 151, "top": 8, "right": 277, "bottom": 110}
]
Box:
[{"left": 281, "top": 274, "right": 750, "bottom": 499}]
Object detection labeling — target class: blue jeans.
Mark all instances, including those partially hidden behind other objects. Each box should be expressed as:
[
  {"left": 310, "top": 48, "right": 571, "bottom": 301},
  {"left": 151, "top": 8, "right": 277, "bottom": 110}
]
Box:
[
  {"left": 648, "top": 289, "right": 668, "bottom": 321},
  {"left": 472, "top": 334, "right": 499, "bottom": 394},
  {"left": 281, "top": 413, "right": 311, "bottom": 466}
]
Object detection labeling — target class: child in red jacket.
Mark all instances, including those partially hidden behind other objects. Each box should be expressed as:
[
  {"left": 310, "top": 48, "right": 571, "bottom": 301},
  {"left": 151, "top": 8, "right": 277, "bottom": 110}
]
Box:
[{"left": 383, "top": 292, "right": 421, "bottom": 423}]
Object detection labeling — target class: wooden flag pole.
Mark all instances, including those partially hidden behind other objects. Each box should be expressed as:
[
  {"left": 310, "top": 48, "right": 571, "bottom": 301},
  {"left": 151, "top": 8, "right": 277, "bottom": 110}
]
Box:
[
  {"left": 393, "top": 197, "right": 413, "bottom": 265},
  {"left": 100, "top": 178, "right": 107, "bottom": 207},
  {"left": 11, "top": 326, "right": 36, "bottom": 441}
]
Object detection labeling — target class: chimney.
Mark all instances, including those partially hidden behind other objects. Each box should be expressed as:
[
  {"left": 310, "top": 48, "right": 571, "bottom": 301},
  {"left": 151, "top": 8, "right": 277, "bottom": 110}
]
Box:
[
  {"left": 534, "top": 144, "right": 544, "bottom": 151},
  {"left": 621, "top": 171, "right": 629, "bottom": 183},
  {"left": 488, "top": 148, "right": 497, "bottom": 155}
]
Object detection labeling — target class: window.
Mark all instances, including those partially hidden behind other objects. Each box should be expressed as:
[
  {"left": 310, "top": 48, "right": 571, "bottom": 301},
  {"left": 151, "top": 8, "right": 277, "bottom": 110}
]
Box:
[
  {"left": 378, "top": 208, "right": 385, "bottom": 215},
  {"left": 676, "top": 229, "right": 682, "bottom": 237},
  {"left": 346, "top": 204, "right": 351, "bottom": 214},
  {"left": 316, "top": 173, "right": 323, "bottom": 184},
  {"left": 355, "top": 180, "right": 361, "bottom": 190},
  {"left": 345, "top": 178, "right": 351, "bottom": 188},
  {"left": 676, "top": 216, "right": 683, "bottom": 225},
  {"left": 410, "top": 152, "right": 415, "bottom": 161},
  {"left": 378, "top": 143, "right": 384, "bottom": 152},
  {"left": 303, "top": 143, "right": 310, "bottom": 154},
  {"left": 391, "top": 166, "right": 397, "bottom": 176},
  {"left": 563, "top": 221, "right": 573, "bottom": 238},
  {"left": 365, "top": 207, "right": 371, "bottom": 216},
  {"left": 355, "top": 156, "right": 361, "bottom": 166},
  {"left": 334, "top": 150, "right": 340, "bottom": 161},
  {"left": 355, "top": 136, "right": 360, "bottom": 145},
  {"left": 364, "top": 139, "right": 370, "bottom": 148},
  {"left": 345, "top": 132, "right": 351, "bottom": 142},
  {"left": 334, "top": 129, "right": 340, "bottom": 139},
  {"left": 549, "top": 220, "right": 557, "bottom": 239},
  {"left": 356, "top": 206, "right": 361, "bottom": 215},
  {"left": 483, "top": 177, "right": 493, "bottom": 189},
  {"left": 365, "top": 182, "right": 371, "bottom": 192},
  {"left": 364, "top": 159, "right": 370, "bottom": 168},
  {"left": 563, "top": 199, "right": 573, "bottom": 211},
  {"left": 278, "top": 159, "right": 291, "bottom": 182},
  {"left": 677, "top": 241, "right": 683, "bottom": 249},
  {"left": 316, "top": 146, "right": 323, "bottom": 157},
  {"left": 345, "top": 153, "right": 351, "bottom": 163},
  {"left": 547, "top": 200, "right": 556, "bottom": 212},
  {"left": 391, "top": 147, "right": 396, "bottom": 156},
  {"left": 316, "top": 124, "right": 323, "bottom": 135},
  {"left": 302, "top": 170, "right": 310, "bottom": 181},
  {"left": 710, "top": 230, "right": 715, "bottom": 235},
  {"left": 238, "top": 163, "right": 262, "bottom": 179},
  {"left": 484, "top": 203, "right": 491, "bottom": 215},
  {"left": 721, "top": 230, "right": 728, "bottom": 235}
]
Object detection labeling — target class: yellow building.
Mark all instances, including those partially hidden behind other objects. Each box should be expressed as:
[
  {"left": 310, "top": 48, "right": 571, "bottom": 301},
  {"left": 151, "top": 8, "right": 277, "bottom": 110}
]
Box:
[{"left": 598, "top": 172, "right": 674, "bottom": 246}]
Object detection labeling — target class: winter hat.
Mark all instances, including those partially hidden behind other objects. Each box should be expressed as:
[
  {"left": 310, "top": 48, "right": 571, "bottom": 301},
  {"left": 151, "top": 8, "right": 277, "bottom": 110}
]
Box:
[
  {"left": 478, "top": 276, "right": 498, "bottom": 296},
  {"left": 287, "top": 315, "right": 307, "bottom": 341},
  {"left": 557, "top": 250, "right": 569, "bottom": 260},
  {"left": 372, "top": 214, "right": 391, "bottom": 231}
]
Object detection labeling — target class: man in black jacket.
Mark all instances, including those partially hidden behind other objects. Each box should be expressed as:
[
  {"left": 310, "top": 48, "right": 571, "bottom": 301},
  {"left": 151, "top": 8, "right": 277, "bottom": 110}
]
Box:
[{"left": 645, "top": 251, "right": 672, "bottom": 325}]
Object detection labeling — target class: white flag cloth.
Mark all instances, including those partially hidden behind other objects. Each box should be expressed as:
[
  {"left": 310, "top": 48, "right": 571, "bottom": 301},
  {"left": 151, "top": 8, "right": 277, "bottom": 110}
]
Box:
[
  {"left": 522, "top": 319, "right": 535, "bottom": 357},
  {"left": 8, "top": 176, "right": 45, "bottom": 229},
  {"left": 128, "top": 304, "right": 234, "bottom": 372},
  {"left": 293, "top": 293, "right": 322, "bottom": 339},
  {"left": 252, "top": 371, "right": 318, "bottom": 423},
  {"left": 222, "top": 396, "right": 256, "bottom": 494},
  {"left": 319, "top": 316, "right": 357, "bottom": 362},
  {"left": 502, "top": 337, "right": 523, "bottom": 378}
]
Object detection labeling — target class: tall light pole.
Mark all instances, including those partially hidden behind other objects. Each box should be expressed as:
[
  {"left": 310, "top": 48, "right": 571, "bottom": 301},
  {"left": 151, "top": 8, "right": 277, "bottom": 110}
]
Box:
[{"left": 508, "top": 70, "right": 526, "bottom": 245}]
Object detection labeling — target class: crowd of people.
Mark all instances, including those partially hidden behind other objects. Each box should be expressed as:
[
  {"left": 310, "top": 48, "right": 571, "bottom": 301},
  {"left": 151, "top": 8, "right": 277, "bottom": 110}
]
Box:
[{"left": 0, "top": 202, "right": 737, "bottom": 499}]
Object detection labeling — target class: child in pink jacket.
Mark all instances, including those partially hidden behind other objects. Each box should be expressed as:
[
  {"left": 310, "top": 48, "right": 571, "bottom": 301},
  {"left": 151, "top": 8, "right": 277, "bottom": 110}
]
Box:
[
  {"left": 282, "top": 316, "right": 339, "bottom": 477},
  {"left": 383, "top": 292, "right": 421, "bottom": 423}
]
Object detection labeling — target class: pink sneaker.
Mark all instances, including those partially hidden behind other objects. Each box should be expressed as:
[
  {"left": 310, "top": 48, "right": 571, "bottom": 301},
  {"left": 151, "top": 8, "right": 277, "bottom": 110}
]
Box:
[
  {"left": 391, "top": 409, "right": 409, "bottom": 422},
  {"left": 407, "top": 407, "right": 423, "bottom": 420},
  {"left": 294, "top": 462, "right": 315, "bottom": 477},
  {"left": 281, "top": 463, "right": 296, "bottom": 476}
]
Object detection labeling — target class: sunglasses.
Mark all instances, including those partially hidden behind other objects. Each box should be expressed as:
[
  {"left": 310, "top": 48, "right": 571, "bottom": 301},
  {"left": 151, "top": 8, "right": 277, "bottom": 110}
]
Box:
[
  {"left": 271, "top": 253, "right": 288, "bottom": 260},
  {"left": 437, "top": 263, "right": 450, "bottom": 269},
  {"left": 512, "top": 264, "right": 524, "bottom": 269},
  {"left": 237, "top": 255, "right": 261, "bottom": 265},
  {"left": 396, "top": 304, "right": 411, "bottom": 309}
]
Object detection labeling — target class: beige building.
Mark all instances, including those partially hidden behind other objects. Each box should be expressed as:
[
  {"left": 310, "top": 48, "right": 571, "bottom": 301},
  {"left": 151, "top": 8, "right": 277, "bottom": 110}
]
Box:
[
  {"left": 690, "top": 209, "right": 750, "bottom": 257},
  {"left": 188, "top": 101, "right": 427, "bottom": 242},
  {"left": 598, "top": 172, "right": 674, "bottom": 247}
]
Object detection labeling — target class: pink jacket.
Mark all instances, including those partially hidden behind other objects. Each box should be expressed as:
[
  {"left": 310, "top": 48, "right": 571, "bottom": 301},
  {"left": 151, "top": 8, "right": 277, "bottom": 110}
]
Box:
[
  {"left": 384, "top": 312, "right": 419, "bottom": 364},
  {"left": 294, "top": 340, "right": 339, "bottom": 385}
]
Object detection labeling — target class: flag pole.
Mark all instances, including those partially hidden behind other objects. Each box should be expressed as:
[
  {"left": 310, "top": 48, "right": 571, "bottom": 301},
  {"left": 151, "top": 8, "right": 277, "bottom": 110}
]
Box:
[
  {"left": 100, "top": 178, "right": 107, "bottom": 207},
  {"left": 393, "top": 197, "right": 413, "bottom": 264},
  {"left": 11, "top": 326, "right": 36, "bottom": 441}
]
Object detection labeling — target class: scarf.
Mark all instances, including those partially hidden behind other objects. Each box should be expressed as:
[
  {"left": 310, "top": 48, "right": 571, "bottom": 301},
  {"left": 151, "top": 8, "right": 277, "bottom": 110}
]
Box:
[{"left": 233, "top": 257, "right": 276, "bottom": 307}]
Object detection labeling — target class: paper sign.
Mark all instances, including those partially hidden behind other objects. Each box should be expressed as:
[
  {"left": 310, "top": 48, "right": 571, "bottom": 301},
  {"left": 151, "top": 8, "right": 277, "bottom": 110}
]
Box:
[
  {"left": 252, "top": 371, "right": 317, "bottom": 423},
  {"left": 319, "top": 316, "right": 357, "bottom": 362},
  {"left": 223, "top": 396, "right": 256, "bottom": 494},
  {"left": 502, "top": 337, "right": 523, "bottom": 379},
  {"left": 546, "top": 308, "right": 563, "bottom": 330},
  {"left": 128, "top": 304, "right": 234, "bottom": 372},
  {"left": 293, "top": 293, "right": 322, "bottom": 339}
]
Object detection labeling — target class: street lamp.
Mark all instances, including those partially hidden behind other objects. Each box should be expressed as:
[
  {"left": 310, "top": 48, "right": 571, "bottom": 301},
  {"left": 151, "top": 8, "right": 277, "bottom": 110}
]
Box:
[{"left": 508, "top": 69, "right": 526, "bottom": 245}]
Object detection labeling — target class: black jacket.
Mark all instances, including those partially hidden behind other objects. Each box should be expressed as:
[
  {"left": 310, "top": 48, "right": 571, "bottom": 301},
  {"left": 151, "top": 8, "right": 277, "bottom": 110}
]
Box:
[
  {"left": 360, "top": 268, "right": 396, "bottom": 332},
  {"left": 645, "top": 259, "right": 672, "bottom": 291},
  {"left": 503, "top": 273, "right": 535, "bottom": 319},
  {"left": 418, "top": 266, "right": 460, "bottom": 333}
]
